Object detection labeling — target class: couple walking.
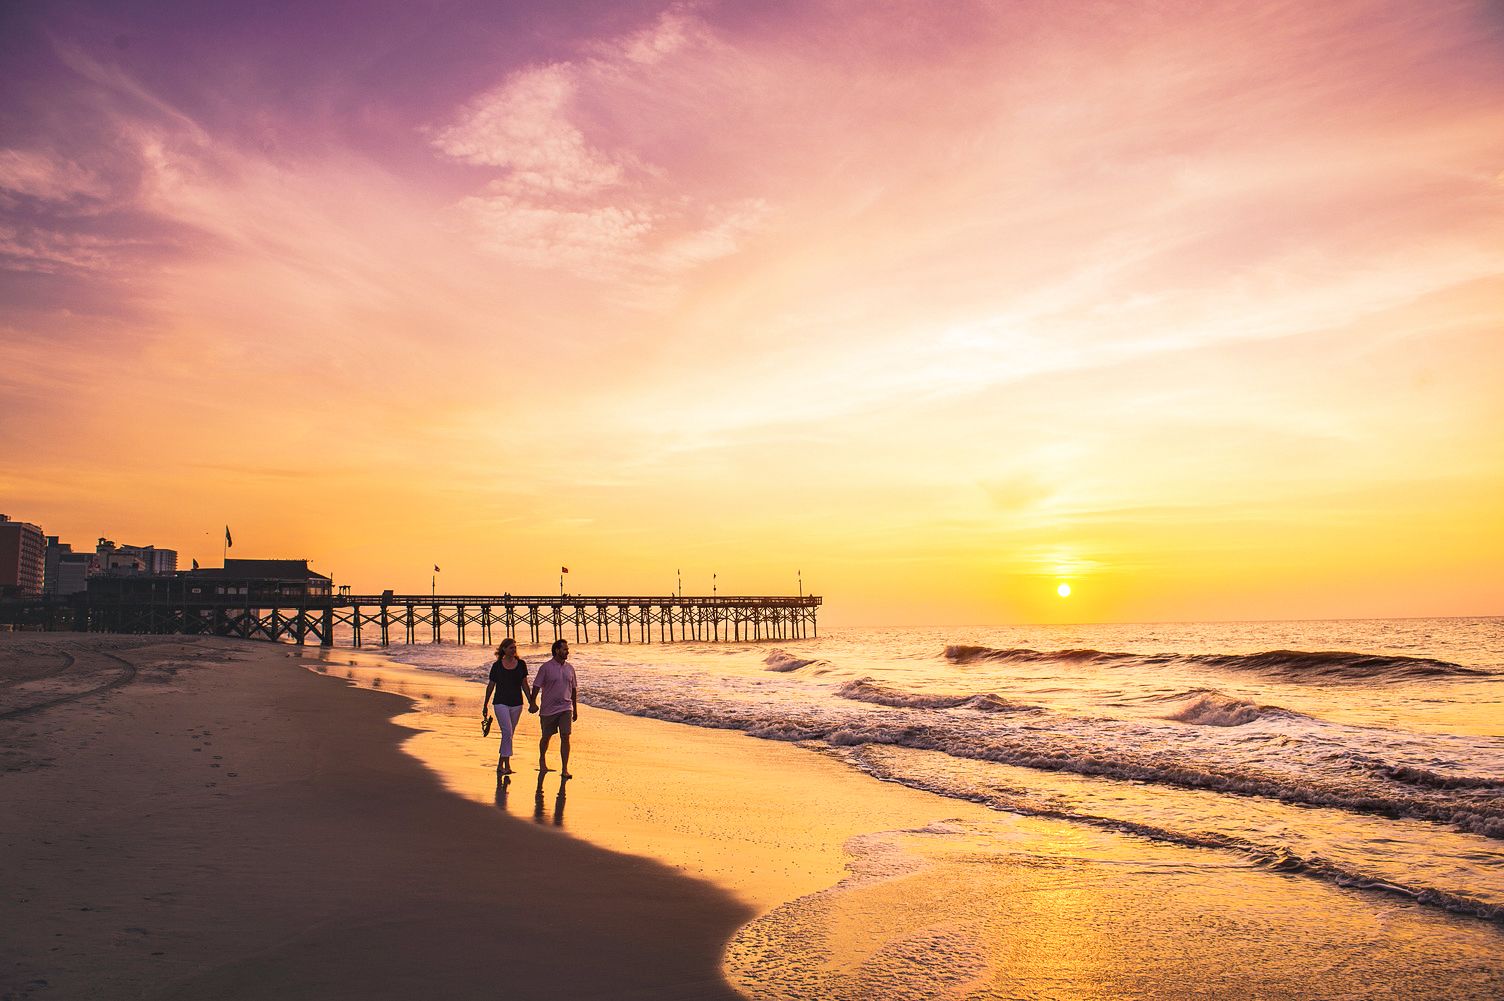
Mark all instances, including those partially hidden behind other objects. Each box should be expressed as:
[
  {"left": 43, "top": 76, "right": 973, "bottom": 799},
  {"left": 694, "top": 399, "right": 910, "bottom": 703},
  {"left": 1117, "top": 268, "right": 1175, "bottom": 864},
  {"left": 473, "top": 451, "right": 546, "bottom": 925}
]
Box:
[{"left": 482, "top": 638, "right": 578, "bottom": 778}]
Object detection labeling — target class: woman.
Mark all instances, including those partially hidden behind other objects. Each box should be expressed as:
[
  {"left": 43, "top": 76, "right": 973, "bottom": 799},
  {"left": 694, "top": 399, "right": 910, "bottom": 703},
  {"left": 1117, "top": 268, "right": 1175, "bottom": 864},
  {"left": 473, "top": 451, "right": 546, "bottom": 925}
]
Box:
[{"left": 482, "top": 639, "right": 535, "bottom": 775}]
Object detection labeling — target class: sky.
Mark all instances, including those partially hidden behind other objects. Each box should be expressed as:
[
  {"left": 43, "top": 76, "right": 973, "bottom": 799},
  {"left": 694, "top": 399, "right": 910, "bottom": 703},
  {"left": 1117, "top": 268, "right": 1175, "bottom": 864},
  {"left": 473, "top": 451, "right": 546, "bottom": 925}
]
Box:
[{"left": 2, "top": 0, "right": 1501, "bottom": 625}]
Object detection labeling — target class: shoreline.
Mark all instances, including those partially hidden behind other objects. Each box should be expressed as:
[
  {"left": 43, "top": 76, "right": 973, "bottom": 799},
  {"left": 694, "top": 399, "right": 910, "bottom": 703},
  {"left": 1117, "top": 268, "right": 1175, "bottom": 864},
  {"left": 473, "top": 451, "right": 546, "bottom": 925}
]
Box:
[
  {"left": 308, "top": 646, "right": 1018, "bottom": 917},
  {"left": 6, "top": 633, "right": 1502, "bottom": 999}
]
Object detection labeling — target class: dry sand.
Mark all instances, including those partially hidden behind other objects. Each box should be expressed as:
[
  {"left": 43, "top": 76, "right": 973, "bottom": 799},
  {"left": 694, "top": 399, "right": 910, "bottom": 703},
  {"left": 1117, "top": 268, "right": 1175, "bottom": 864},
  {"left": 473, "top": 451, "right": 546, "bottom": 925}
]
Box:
[{"left": 1, "top": 634, "right": 759, "bottom": 1000}]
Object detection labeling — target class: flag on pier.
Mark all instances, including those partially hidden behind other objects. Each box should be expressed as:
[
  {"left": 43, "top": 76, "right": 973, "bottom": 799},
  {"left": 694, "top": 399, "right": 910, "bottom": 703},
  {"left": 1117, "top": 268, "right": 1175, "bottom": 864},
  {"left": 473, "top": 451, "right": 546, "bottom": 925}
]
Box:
[
  {"left": 192, "top": 558, "right": 199, "bottom": 570},
  {"left": 434, "top": 564, "right": 441, "bottom": 572},
  {"left": 224, "top": 526, "right": 233, "bottom": 549},
  {"left": 562, "top": 566, "right": 569, "bottom": 573}
]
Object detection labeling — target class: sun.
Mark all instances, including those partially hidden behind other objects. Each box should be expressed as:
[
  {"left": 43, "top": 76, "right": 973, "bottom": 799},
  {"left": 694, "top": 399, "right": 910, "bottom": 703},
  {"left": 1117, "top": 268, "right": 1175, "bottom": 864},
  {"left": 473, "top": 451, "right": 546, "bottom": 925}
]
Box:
[{"left": 1056, "top": 583, "right": 1072, "bottom": 598}]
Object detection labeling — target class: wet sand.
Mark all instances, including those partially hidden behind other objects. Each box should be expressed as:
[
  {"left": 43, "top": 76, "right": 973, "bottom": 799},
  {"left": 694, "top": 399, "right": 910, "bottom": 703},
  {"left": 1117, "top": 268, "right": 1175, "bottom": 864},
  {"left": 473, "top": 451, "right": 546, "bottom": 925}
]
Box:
[
  {"left": 324, "top": 650, "right": 1504, "bottom": 1000},
  {"left": 4, "top": 634, "right": 1501, "bottom": 1000}
]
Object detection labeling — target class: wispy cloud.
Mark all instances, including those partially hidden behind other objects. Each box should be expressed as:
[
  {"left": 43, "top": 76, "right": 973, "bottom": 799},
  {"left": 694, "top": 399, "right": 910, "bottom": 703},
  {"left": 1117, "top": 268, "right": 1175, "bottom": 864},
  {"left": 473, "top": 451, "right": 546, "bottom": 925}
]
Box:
[
  {"left": 431, "top": 6, "right": 766, "bottom": 292},
  {"left": 0, "top": 149, "right": 111, "bottom": 205},
  {"left": 433, "top": 64, "right": 626, "bottom": 196}
]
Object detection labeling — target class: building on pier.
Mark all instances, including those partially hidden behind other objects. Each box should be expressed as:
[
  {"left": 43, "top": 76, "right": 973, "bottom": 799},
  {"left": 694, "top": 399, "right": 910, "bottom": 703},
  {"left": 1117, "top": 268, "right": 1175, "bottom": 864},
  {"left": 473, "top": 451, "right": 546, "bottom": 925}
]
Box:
[{"left": 86, "top": 558, "right": 333, "bottom": 603}]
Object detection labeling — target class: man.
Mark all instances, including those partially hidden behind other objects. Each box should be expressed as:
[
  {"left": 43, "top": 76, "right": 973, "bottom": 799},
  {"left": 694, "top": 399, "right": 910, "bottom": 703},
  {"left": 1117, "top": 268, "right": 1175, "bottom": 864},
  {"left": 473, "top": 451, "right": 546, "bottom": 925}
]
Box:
[{"left": 531, "top": 638, "right": 578, "bottom": 778}]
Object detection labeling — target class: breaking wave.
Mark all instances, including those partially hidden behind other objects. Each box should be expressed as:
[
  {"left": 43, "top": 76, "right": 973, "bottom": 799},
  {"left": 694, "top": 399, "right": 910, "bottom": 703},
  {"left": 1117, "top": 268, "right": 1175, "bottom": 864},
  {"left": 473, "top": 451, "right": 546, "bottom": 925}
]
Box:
[
  {"left": 1161, "top": 689, "right": 1303, "bottom": 727},
  {"left": 583, "top": 684, "right": 1504, "bottom": 842},
  {"left": 764, "top": 649, "right": 827, "bottom": 672},
  {"left": 841, "top": 746, "right": 1504, "bottom": 925},
  {"left": 943, "top": 644, "right": 1488, "bottom": 682},
  {"left": 837, "top": 678, "right": 1037, "bottom": 713}
]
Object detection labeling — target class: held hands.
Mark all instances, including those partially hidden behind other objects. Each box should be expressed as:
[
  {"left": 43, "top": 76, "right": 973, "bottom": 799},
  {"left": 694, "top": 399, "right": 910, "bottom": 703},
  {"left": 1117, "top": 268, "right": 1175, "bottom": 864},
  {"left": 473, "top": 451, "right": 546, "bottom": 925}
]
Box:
[{"left": 528, "top": 701, "right": 539, "bottom": 714}]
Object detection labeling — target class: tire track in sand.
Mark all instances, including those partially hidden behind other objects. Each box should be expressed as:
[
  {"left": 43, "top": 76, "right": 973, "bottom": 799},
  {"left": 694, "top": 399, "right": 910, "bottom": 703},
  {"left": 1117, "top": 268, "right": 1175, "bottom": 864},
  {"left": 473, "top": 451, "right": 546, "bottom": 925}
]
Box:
[
  {"left": 0, "top": 651, "right": 137, "bottom": 720},
  {"left": 0, "top": 652, "right": 76, "bottom": 690}
]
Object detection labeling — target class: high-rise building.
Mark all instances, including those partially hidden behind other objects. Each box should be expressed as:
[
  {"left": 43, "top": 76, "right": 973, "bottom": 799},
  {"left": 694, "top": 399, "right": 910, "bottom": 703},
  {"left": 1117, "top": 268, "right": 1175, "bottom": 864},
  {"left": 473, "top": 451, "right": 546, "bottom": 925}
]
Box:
[
  {"left": 44, "top": 536, "right": 72, "bottom": 597},
  {"left": 55, "top": 553, "right": 96, "bottom": 597},
  {"left": 0, "top": 515, "right": 46, "bottom": 598},
  {"left": 94, "top": 539, "right": 178, "bottom": 576},
  {"left": 118, "top": 544, "right": 178, "bottom": 575}
]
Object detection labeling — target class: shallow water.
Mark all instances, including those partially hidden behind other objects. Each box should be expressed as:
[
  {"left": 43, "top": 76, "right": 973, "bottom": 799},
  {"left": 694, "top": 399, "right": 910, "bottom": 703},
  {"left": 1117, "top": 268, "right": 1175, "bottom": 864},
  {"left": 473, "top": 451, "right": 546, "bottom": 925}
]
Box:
[{"left": 369, "top": 616, "right": 1504, "bottom": 995}]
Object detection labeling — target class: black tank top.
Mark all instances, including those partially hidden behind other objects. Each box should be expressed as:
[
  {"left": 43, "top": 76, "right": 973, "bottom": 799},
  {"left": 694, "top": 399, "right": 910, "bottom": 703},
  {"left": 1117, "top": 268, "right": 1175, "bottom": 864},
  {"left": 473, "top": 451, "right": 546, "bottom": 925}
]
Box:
[{"left": 489, "top": 659, "right": 528, "bottom": 707}]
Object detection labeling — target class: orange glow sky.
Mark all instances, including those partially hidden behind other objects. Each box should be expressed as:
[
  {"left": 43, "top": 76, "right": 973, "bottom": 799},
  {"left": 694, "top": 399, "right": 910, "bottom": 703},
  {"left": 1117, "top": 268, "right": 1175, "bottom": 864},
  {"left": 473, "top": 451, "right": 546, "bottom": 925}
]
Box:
[{"left": 2, "top": 1, "right": 1502, "bottom": 625}]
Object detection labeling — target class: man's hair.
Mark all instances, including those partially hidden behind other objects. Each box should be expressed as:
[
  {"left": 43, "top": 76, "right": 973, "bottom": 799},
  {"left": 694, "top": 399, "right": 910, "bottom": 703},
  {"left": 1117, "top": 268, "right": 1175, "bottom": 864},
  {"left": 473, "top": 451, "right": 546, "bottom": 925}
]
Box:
[{"left": 551, "top": 638, "right": 568, "bottom": 658}]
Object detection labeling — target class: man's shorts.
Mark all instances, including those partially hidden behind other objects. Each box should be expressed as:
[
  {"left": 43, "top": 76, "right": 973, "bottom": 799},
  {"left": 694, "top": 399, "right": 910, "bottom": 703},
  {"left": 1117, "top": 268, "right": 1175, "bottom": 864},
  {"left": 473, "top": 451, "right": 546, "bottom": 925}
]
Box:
[{"left": 540, "top": 710, "right": 573, "bottom": 737}]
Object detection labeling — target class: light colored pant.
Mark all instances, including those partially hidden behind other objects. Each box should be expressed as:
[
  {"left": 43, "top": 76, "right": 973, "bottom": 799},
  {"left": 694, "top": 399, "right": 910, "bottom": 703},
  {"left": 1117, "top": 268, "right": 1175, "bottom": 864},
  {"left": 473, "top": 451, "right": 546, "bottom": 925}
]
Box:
[{"left": 492, "top": 703, "right": 524, "bottom": 758}]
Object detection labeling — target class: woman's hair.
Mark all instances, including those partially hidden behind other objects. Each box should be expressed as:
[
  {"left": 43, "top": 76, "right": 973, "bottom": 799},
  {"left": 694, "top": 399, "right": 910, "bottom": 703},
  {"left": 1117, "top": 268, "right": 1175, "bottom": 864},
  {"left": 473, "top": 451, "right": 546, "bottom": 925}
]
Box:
[
  {"left": 551, "top": 638, "right": 568, "bottom": 658},
  {"left": 496, "top": 638, "right": 516, "bottom": 656}
]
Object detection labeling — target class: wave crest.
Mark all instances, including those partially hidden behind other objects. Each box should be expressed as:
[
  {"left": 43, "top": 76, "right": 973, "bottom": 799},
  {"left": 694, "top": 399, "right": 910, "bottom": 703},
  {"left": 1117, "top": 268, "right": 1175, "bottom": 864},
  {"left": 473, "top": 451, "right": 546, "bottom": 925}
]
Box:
[
  {"left": 837, "top": 678, "right": 1036, "bottom": 713},
  {"left": 942, "top": 644, "right": 1486, "bottom": 682},
  {"left": 764, "top": 649, "right": 827, "bottom": 673},
  {"left": 1161, "top": 689, "right": 1299, "bottom": 727}
]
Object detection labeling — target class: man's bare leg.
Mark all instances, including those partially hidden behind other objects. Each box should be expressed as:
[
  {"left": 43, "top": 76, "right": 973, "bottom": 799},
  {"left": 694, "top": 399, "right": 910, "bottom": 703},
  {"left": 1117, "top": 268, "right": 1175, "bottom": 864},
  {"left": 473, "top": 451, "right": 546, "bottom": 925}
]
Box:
[
  {"left": 538, "top": 733, "right": 552, "bottom": 773},
  {"left": 560, "top": 734, "right": 571, "bottom": 779}
]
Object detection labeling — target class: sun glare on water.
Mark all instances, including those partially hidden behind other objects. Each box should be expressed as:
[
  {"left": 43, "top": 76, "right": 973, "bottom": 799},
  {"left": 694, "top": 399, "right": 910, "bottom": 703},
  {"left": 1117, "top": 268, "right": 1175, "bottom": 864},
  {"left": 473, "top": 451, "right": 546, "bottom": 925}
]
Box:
[{"left": 1057, "top": 583, "right": 1072, "bottom": 598}]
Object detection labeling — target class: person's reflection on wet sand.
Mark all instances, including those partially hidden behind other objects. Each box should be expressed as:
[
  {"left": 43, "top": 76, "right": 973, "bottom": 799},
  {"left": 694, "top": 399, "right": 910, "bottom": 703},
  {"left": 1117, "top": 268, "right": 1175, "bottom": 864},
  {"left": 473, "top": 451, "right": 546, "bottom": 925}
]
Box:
[
  {"left": 494, "top": 774, "right": 509, "bottom": 811},
  {"left": 534, "top": 774, "right": 567, "bottom": 827}
]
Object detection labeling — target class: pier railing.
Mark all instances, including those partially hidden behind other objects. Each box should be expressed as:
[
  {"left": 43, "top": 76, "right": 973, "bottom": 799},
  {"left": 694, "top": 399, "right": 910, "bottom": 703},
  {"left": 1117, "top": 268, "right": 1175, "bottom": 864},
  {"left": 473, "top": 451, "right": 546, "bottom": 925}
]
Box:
[{"left": 3, "top": 593, "right": 821, "bottom": 647}]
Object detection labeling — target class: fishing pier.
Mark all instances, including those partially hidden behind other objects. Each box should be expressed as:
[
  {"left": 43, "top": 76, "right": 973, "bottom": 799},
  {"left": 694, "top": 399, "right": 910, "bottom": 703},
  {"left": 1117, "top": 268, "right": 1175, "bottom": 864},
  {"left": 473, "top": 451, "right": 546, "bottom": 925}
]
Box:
[{"left": 10, "top": 592, "right": 821, "bottom": 648}]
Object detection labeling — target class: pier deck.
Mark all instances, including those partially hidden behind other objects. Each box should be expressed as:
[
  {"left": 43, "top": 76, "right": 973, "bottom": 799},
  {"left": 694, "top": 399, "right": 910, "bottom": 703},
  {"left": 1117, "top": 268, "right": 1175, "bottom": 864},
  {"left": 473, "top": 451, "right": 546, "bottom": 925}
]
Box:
[{"left": 4, "top": 594, "right": 821, "bottom": 647}]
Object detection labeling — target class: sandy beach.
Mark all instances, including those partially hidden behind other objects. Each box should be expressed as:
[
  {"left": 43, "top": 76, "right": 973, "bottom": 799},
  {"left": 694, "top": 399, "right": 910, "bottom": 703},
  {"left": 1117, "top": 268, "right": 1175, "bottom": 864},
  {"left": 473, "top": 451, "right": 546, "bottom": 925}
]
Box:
[
  {"left": 1, "top": 634, "right": 752, "bottom": 1000},
  {"left": 4, "top": 633, "right": 1501, "bottom": 1000}
]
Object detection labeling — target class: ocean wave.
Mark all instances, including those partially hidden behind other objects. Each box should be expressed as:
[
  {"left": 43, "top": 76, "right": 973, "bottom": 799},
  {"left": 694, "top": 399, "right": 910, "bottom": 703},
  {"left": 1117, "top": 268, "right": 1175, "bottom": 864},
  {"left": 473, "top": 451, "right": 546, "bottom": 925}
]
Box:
[
  {"left": 1349, "top": 757, "right": 1504, "bottom": 792},
  {"left": 944, "top": 645, "right": 1135, "bottom": 666},
  {"left": 764, "top": 649, "right": 827, "bottom": 672},
  {"left": 842, "top": 746, "right": 1504, "bottom": 926},
  {"left": 1162, "top": 689, "right": 1301, "bottom": 727},
  {"left": 942, "top": 644, "right": 1488, "bottom": 682},
  {"left": 837, "top": 678, "right": 1036, "bottom": 713},
  {"left": 1195, "top": 649, "right": 1491, "bottom": 681},
  {"left": 583, "top": 684, "right": 1504, "bottom": 841}
]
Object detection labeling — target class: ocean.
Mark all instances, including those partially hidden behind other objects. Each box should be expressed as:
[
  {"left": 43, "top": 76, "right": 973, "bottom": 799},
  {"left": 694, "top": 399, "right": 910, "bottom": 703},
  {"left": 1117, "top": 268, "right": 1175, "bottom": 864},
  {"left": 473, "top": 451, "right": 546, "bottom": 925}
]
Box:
[{"left": 369, "top": 616, "right": 1504, "bottom": 996}]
